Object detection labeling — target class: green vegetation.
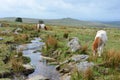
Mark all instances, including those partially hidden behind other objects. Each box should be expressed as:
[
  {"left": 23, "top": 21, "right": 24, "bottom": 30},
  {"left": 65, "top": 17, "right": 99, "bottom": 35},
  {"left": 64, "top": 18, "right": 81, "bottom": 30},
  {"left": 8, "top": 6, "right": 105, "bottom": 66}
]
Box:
[{"left": 0, "top": 20, "right": 120, "bottom": 80}]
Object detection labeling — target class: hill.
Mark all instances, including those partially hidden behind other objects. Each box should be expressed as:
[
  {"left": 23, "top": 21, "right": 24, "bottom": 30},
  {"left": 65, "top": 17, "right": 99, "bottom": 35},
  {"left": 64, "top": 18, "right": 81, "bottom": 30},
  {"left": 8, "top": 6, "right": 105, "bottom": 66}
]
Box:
[
  {"left": 0, "top": 17, "right": 119, "bottom": 27},
  {"left": 102, "top": 21, "right": 120, "bottom": 26}
]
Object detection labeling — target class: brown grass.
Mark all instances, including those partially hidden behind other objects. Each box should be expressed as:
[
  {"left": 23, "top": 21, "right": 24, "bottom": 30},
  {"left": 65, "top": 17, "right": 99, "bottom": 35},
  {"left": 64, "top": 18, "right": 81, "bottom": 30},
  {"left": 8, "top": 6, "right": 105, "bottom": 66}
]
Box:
[
  {"left": 103, "top": 49, "right": 120, "bottom": 68},
  {"left": 80, "top": 44, "right": 88, "bottom": 54},
  {"left": 83, "top": 68, "right": 94, "bottom": 80},
  {"left": 45, "top": 35, "right": 58, "bottom": 50},
  {"left": 14, "top": 34, "right": 29, "bottom": 42},
  {"left": 46, "top": 26, "right": 53, "bottom": 31},
  {"left": 10, "top": 57, "right": 25, "bottom": 73}
]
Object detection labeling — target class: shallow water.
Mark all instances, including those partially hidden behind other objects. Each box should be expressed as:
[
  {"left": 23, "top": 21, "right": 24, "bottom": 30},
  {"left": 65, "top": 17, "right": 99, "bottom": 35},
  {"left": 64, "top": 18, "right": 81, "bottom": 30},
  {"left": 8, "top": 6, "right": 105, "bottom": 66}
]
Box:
[{"left": 22, "top": 38, "right": 60, "bottom": 80}]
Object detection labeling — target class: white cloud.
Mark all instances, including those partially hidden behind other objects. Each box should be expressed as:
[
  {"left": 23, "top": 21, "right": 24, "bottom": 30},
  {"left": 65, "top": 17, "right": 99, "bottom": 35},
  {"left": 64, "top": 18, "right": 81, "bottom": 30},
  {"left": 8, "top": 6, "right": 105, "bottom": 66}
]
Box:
[
  {"left": 0, "top": 0, "right": 120, "bottom": 21},
  {"left": 0, "top": 0, "right": 46, "bottom": 17}
]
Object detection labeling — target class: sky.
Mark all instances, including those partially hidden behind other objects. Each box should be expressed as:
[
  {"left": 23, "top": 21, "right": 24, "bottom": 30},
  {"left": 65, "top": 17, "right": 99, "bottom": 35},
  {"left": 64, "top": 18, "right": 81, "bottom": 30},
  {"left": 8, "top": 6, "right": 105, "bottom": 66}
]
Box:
[{"left": 0, "top": 0, "right": 120, "bottom": 21}]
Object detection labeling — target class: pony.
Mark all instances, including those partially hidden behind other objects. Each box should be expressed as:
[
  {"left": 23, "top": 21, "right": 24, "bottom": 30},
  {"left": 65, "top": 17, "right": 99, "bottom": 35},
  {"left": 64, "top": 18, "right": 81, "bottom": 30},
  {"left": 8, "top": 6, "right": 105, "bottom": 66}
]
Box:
[
  {"left": 37, "top": 23, "right": 47, "bottom": 30},
  {"left": 92, "top": 30, "right": 107, "bottom": 57}
]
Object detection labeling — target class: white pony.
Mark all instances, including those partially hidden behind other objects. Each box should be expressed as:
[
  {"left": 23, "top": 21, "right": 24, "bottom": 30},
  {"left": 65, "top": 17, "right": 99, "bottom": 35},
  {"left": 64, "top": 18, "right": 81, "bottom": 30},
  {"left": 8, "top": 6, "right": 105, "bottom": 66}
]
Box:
[
  {"left": 92, "top": 30, "right": 107, "bottom": 57},
  {"left": 37, "top": 23, "right": 47, "bottom": 30}
]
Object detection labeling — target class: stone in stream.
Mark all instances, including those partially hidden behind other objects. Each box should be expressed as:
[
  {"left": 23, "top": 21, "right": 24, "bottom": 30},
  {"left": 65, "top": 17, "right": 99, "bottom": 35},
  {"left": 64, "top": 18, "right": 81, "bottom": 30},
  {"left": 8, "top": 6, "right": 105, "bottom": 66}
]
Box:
[
  {"left": 22, "top": 64, "right": 35, "bottom": 76},
  {"left": 0, "top": 37, "right": 3, "bottom": 40},
  {"left": 26, "top": 75, "right": 49, "bottom": 80}
]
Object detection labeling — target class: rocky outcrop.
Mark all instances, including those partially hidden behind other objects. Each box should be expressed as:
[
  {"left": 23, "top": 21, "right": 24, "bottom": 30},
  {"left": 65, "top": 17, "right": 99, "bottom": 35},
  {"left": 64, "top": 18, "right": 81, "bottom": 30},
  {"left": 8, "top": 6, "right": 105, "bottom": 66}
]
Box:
[
  {"left": 71, "top": 54, "right": 89, "bottom": 62},
  {"left": 67, "top": 37, "right": 81, "bottom": 52}
]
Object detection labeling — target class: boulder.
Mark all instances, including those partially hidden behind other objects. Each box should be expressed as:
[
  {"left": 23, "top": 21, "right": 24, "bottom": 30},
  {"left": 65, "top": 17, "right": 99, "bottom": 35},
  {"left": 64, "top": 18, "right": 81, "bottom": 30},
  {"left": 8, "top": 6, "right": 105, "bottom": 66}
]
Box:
[
  {"left": 67, "top": 37, "right": 81, "bottom": 52},
  {"left": 76, "top": 61, "right": 94, "bottom": 72},
  {"left": 22, "top": 64, "right": 34, "bottom": 76}
]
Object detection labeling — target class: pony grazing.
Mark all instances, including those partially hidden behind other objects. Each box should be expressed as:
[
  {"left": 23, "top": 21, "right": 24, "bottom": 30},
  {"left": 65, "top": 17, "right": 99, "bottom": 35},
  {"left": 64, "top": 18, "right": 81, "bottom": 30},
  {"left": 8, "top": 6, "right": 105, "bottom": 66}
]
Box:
[
  {"left": 92, "top": 30, "right": 107, "bottom": 57},
  {"left": 37, "top": 23, "right": 47, "bottom": 30}
]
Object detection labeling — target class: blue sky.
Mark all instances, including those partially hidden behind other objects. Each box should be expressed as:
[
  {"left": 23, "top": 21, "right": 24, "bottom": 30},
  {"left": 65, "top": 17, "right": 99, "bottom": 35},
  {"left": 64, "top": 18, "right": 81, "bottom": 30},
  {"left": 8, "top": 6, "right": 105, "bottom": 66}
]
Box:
[{"left": 0, "top": 0, "right": 120, "bottom": 21}]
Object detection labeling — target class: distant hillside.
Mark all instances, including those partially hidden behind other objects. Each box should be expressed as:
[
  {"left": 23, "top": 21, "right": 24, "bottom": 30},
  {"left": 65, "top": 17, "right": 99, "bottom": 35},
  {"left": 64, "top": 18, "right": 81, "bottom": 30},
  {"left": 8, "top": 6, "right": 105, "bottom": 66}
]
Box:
[
  {"left": 102, "top": 21, "right": 120, "bottom": 26},
  {"left": 0, "top": 17, "right": 118, "bottom": 27}
]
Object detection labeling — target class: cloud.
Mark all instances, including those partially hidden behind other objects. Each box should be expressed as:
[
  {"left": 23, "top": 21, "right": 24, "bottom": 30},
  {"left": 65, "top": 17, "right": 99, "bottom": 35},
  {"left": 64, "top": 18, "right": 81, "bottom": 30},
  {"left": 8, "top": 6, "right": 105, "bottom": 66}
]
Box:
[
  {"left": 0, "top": 0, "right": 120, "bottom": 21},
  {"left": 0, "top": 0, "right": 46, "bottom": 17}
]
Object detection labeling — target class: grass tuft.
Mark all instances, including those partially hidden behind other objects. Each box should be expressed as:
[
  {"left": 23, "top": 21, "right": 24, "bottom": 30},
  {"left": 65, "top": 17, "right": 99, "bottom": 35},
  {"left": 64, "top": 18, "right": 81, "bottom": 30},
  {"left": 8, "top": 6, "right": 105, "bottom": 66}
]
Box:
[{"left": 103, "top": 49, "right": 120, "bottom": 68}]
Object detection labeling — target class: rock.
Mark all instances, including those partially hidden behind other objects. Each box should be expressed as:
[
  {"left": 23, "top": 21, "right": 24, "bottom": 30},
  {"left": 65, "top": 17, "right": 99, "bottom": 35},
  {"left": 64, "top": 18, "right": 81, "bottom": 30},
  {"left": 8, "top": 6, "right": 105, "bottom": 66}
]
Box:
[
  {"left": 67, "top": 37, "right": 81, "bottom": 52},
  {"left": 14, "top": 31, "right": 19, "bottom": 34},
  {"left": 22, "top": 64, "right": 34, "bottom": 76},
  {"left": 53, "top": 50, "right": 59, "bottom": 55},
  {"left": 16, "top": 44, "right": 27, "bottom": 52},
  {"left": 23, "top": 64, "right": 34, "bottom": 70},
  {"left": 55, "top": 60, "right": 71, "bottom": 70},
  {"left": 59, "top": 68, "right": 70, "bottom": 74},
  {"left": 48, "top": 62, "right": 59, "bottom": 65},
  {"left": 0, "top": 37, "right": 3, "bottom": 40},
  {"left": 14, "top": 28, "right": 22, "bottom": 34},
  {"left": 60, "top": 73, "right": 71, "bottom": 80},
  {"left": 1, "top": 30, "right": 11, "bottom": 34},
  {"left": 41, "top": 56, "right": 56, "bottom": 61},
  {"left": 71, "top": 54, "right": 89, "bottom": 62},
  {"left": 27, "top": 75, "right": 49, "bottom": 80},
  {"left": 16, "top": 28, "right": 22, "bottom": 31},
  {"left": 95, "top": 66, "right": 109, "bottom": 75},
  {"left": 76, "top": 61, "right": 94, "bottom": 72}
]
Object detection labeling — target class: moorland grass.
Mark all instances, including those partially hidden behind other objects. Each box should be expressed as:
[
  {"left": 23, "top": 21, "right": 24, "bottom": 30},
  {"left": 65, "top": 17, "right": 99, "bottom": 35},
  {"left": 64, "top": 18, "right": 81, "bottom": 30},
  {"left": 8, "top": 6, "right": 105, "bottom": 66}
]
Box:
[{"left": 0, "top": 21, "right": 120, "bottom": 79}]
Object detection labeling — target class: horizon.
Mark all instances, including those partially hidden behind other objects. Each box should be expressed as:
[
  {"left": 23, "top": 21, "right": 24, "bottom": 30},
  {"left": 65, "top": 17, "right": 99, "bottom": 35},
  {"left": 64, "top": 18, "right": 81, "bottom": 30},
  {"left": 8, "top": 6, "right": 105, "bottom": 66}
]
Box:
[
  {"left": 1, "top": 17, "right": 120, "bottom": 22},
  {"left": 0, "top": 0, "right": 120, "bottom": 21}
]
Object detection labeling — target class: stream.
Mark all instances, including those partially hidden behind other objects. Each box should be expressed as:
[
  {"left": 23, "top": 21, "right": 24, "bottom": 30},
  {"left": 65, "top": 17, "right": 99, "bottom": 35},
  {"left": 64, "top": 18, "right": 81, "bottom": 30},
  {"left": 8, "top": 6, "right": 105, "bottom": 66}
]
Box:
[{"left": 17, "top": 38, "right": 60, "bottom": 80}]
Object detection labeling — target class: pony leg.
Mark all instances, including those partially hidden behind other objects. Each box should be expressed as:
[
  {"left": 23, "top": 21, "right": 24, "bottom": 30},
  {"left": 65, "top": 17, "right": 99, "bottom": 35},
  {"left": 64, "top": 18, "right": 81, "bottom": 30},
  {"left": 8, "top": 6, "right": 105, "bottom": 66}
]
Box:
[
  {"left": 98, "top": 47, "right": 101, "bottom": 57},
  {"left": 98, "top": 44, "right": 104, "bottom": 57}
]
